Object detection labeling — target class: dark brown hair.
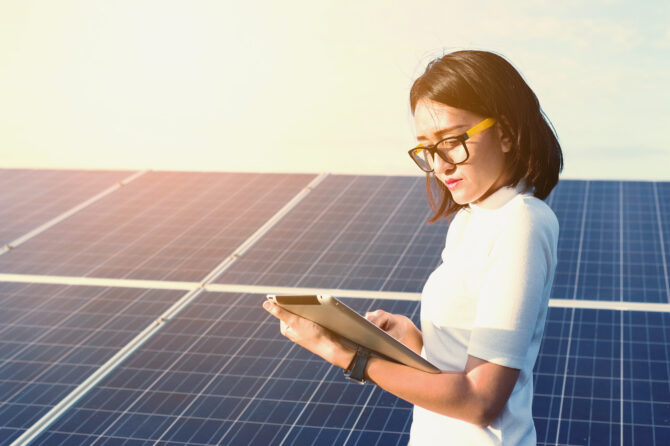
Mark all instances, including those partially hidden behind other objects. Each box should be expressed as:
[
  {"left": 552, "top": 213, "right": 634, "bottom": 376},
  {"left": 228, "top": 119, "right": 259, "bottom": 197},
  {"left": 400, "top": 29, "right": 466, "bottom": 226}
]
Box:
[{"left": 410, "top": 50, "right": 563, "bottom": 223}]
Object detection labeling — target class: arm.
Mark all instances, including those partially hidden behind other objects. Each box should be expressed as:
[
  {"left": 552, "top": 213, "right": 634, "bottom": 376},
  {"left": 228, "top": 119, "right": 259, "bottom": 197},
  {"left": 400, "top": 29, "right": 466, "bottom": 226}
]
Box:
[
  {"left": 365, "top": 353, "right": 519, "bottom": 428},
  {"left": 263, "top": 301, "right": 518, "bottom": 428}
]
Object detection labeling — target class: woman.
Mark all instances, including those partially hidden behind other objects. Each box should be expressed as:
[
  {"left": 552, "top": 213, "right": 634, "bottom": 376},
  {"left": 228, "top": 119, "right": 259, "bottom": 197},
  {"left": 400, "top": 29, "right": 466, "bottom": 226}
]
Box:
[{"left": 263, "top": 49, "right": 562, "bottom": 445}]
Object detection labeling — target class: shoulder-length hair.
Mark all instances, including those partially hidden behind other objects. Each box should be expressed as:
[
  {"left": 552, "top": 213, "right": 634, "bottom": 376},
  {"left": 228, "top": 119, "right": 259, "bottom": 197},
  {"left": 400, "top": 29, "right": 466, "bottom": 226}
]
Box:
[{"left": 410, "top": 50, "right": 563, "bottom": 223}]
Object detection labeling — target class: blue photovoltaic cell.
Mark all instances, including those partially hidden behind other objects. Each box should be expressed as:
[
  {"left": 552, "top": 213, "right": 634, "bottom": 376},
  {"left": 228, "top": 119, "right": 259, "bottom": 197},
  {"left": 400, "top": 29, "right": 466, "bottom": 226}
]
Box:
[
  {"left": 0, "top": 282, "right": 185, "bottom": 445},
  {"left": 0, "top": 172, "right": 315, "bottom": 282},
  {"left": 0, "top": 169, "right": 133, "bottom": 246},
  {"left": 33, "top": 293, "right": 419, "bottom": 445},
  {"left": 216, "top": 175, "right": 449, "bottom": 292}
]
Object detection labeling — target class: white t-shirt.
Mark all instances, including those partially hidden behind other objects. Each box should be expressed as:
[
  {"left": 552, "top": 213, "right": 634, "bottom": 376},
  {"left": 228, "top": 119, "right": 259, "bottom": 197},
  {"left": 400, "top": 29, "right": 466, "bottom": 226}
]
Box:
[{"left": 409, "top": 181, "right": 559, "bottom": 445}]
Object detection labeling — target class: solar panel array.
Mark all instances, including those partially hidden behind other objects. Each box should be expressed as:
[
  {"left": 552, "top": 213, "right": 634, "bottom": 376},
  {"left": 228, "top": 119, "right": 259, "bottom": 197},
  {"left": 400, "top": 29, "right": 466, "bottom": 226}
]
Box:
[{"left": 0, "top": 169, "right": 668, "bottom": 446}]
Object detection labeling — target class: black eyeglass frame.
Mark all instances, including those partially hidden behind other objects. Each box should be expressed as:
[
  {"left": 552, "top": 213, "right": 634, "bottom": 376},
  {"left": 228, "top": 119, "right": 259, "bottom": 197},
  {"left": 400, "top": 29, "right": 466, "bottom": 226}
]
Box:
[
  {"left": 408, "top": 117, "right": 497, "bottom": 173},
  {"left": 407, "top": 136, "right": 471, "bottom": 172}
]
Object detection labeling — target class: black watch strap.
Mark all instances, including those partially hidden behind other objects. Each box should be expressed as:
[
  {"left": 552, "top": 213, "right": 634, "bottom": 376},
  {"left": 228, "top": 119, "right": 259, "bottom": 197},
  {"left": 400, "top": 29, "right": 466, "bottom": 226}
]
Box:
[{"left": 343, "top": 346, "right": 371, "bottom": 384}]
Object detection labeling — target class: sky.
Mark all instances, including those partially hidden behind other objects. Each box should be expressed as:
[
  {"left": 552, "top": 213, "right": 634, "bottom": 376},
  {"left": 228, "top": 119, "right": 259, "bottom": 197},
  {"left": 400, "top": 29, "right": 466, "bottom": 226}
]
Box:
[{"left": 1, "top": 0, "right": 669, "bottom": 180}]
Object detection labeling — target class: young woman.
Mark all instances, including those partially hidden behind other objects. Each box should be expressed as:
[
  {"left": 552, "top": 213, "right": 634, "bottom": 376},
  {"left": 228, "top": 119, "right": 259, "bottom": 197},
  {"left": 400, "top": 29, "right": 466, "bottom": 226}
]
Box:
[{"left": 263, "top": 49, "right": 563, "bottom": 445}]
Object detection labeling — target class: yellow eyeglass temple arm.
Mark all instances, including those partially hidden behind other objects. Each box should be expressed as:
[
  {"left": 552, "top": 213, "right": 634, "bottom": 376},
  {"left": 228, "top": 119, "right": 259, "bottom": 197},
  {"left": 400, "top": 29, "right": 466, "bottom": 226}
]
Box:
[{"left": 465, "top": 118, "right": 496, "bottom": 139}]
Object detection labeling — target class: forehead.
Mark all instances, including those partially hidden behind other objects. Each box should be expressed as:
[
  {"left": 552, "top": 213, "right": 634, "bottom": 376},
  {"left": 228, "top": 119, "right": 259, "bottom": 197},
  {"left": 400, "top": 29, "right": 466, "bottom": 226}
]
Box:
[{"left": 413, "top": 99, "right": 478, "bottom": 138}]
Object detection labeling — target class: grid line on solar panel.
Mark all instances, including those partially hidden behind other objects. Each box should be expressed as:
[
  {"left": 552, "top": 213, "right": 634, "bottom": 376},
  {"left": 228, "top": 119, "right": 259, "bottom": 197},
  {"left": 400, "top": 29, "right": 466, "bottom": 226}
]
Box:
[
  {"left": 0, "top": 169, "right": 141, "bottom": 249},
  {"left": 0, "top": 172, "right": 316, "bottom": 282},
  {"left": 0, "top": 282, "right": 186, "bottom": 446}
]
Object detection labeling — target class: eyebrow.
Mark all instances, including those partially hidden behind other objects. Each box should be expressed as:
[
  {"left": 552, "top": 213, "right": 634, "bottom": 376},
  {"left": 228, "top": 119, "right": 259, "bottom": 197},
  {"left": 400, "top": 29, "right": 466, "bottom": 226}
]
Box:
[{"left": 416, "top": 124, "right": 469, "bottom": 142}]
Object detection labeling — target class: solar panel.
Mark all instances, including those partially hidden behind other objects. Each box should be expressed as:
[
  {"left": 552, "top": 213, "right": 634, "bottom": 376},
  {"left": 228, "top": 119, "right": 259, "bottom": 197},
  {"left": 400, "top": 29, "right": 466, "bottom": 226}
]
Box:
[
  {"left": 215, "top": 175, "right": 448, "bottom": 292},
  {"left": 534, "top": 308, "right": 670, "bottom": 445},
  {"left": 216, "top": 178, "right": 670, "bottom": 304},
  {"left": 0, "top": 169, "right": 134, "bottom": 247},
  {"left": 29, "top": 292, "right": 419, "bottom": 445},
  {"left": 0, "top": 172, "right": 315, "bottom": 282},
  {"left": 547, "top": 181, "right": 670, "bottom": 303},
  {"left": 0, "top": 282, "right": 186, "bottom": 445}
]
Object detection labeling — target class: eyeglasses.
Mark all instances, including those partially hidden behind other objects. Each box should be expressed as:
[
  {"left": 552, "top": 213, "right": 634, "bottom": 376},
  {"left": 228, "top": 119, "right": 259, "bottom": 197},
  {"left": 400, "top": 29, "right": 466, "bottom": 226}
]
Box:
[{"left": 408, "top": 117, "right": 497, "bottom": 172}]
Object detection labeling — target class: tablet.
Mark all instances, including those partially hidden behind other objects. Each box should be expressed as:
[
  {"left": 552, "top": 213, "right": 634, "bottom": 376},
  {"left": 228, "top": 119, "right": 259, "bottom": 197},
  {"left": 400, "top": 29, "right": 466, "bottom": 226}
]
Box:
[{"left": 267, "top": 294, "right": 440, "bottom": 374}]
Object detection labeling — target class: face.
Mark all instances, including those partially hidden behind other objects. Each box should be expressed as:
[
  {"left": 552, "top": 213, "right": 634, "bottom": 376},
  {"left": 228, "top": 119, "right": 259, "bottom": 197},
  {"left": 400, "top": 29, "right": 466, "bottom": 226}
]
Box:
[{"left": 413, "top": 98, "right": 512, "bottom": 205}]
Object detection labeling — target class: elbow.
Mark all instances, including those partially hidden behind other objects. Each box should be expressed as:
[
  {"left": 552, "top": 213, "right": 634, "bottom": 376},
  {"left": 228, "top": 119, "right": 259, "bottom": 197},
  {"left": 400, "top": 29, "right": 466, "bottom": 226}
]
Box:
[{"left": 471, "top": 404, "right": 503, "bottom": 428}]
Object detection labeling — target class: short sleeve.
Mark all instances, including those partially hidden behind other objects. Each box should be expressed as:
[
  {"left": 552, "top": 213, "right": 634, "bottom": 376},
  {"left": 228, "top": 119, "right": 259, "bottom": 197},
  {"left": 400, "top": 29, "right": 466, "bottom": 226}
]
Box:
[{"left": 467, "top": 200, "right": 558, "bottom": 369}]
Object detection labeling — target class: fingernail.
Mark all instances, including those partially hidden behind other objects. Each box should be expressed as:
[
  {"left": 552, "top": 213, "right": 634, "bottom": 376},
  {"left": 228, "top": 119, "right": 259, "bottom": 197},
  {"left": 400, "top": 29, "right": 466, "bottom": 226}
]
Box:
[{"left": 263, "top": 301, "right": 270, "bottom": 310}]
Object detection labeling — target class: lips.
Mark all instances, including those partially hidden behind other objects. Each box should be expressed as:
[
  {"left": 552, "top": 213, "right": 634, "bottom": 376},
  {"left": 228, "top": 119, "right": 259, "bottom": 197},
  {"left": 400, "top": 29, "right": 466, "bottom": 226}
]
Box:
[{"left": 444, "top": 178, "right": 462, "bottom": 190}]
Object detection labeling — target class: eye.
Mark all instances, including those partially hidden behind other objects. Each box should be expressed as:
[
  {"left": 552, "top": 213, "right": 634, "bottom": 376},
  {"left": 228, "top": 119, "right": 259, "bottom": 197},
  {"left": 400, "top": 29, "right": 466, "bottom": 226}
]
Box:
[{"left": 436, "top": 138, "right": 460, "bottom": 150}]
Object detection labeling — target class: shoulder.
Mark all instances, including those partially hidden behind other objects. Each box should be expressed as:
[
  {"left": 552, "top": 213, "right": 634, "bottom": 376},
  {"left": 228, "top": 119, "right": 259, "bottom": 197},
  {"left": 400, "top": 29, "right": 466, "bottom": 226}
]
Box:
[{"left": 501, "top": 194, "right": 559, "bottom": 238}]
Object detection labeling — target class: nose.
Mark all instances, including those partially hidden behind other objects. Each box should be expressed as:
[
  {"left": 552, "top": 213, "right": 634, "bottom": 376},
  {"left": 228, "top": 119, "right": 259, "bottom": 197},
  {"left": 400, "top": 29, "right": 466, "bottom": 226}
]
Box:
[{"left": 432, "top": 153, "right": 455, "bottom": 174}]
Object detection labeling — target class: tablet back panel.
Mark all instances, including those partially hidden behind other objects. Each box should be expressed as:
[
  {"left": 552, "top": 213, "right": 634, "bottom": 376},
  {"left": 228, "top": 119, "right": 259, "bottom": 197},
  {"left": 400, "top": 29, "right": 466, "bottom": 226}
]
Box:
[{"left": 270, "top": 295, "right": 439, "bottom": 373}]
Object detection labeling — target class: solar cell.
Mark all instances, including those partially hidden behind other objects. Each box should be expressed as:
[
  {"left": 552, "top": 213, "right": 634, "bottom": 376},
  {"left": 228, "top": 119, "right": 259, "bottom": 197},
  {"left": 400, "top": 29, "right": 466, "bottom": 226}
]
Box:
[
  {"left": 0, "top": 169, "right": 134, "bottom": 247},
  {"left": 216, "top": 175, "right": 448, "bottom": 292},
  {"left": 0, "top": 172, "right": 315, "bottom": 282},
  {"left": 0, "top": 282, "right": 185, "bottom": 446}
]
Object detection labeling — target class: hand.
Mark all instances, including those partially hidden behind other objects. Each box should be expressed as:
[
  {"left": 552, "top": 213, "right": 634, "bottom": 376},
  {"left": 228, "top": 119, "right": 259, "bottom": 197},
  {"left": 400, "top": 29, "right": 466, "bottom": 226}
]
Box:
[
  {"left": 263, "top": 300, "right": 355, "bottom": 369},
  {"left": 365, "top": 309, "right": 422, "bottom": 354}
]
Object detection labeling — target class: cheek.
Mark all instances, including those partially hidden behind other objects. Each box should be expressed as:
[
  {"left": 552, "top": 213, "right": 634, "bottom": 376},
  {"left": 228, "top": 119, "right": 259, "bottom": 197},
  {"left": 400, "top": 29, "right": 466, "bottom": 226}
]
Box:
[{"left": 472, "top": 143, "right": 506, "bottom": 173}]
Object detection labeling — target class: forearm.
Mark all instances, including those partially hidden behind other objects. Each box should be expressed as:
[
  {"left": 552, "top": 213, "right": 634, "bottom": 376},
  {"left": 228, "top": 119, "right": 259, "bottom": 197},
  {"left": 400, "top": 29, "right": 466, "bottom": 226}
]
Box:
[{"left": 364, "top": 357, "right": 489, "bottom": 427}]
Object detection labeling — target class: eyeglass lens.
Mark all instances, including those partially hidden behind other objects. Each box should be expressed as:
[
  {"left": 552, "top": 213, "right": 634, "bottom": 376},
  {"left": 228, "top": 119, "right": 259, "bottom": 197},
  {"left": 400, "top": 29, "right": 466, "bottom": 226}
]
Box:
[{"left": 413, "top": 140, "right": 466, "bottom": 171}]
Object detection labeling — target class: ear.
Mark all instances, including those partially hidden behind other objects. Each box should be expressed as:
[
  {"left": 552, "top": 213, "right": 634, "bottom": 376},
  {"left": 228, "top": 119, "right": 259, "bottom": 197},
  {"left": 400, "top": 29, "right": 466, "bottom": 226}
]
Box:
[{"left": 496, "top": 116, "right": 514, "bottom": 154}]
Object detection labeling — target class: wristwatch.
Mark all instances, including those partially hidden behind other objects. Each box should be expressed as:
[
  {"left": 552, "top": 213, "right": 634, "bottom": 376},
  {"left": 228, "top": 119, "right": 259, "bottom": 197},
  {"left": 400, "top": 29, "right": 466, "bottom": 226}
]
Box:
[{"left": 343, "top": 345, "right": 371, "bottom": 384}]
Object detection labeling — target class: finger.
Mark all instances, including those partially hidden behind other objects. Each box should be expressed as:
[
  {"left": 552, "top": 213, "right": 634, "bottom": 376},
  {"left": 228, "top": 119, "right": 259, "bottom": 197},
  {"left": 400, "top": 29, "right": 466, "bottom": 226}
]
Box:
[
  {"left": 280, "top": 320, "right": 289, "bottom": 336},
  {"left": 263, "top": 301, "right": 296, "bottom": 324},
  {"left": 365, "top": 309, "right": 383, "bottom": 321}
]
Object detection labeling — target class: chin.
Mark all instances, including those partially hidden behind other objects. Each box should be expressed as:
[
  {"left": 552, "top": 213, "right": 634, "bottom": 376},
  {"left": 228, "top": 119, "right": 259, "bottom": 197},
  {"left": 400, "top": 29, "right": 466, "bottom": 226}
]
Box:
[{"left": 449, "top": 192, "right": 470, "bottom": 205}]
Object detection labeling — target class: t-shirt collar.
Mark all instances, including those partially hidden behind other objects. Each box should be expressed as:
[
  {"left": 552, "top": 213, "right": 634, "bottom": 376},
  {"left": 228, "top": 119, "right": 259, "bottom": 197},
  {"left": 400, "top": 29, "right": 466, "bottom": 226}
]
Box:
[{"left": 468, "top": 179, "right": 532, "bottom": 211}]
